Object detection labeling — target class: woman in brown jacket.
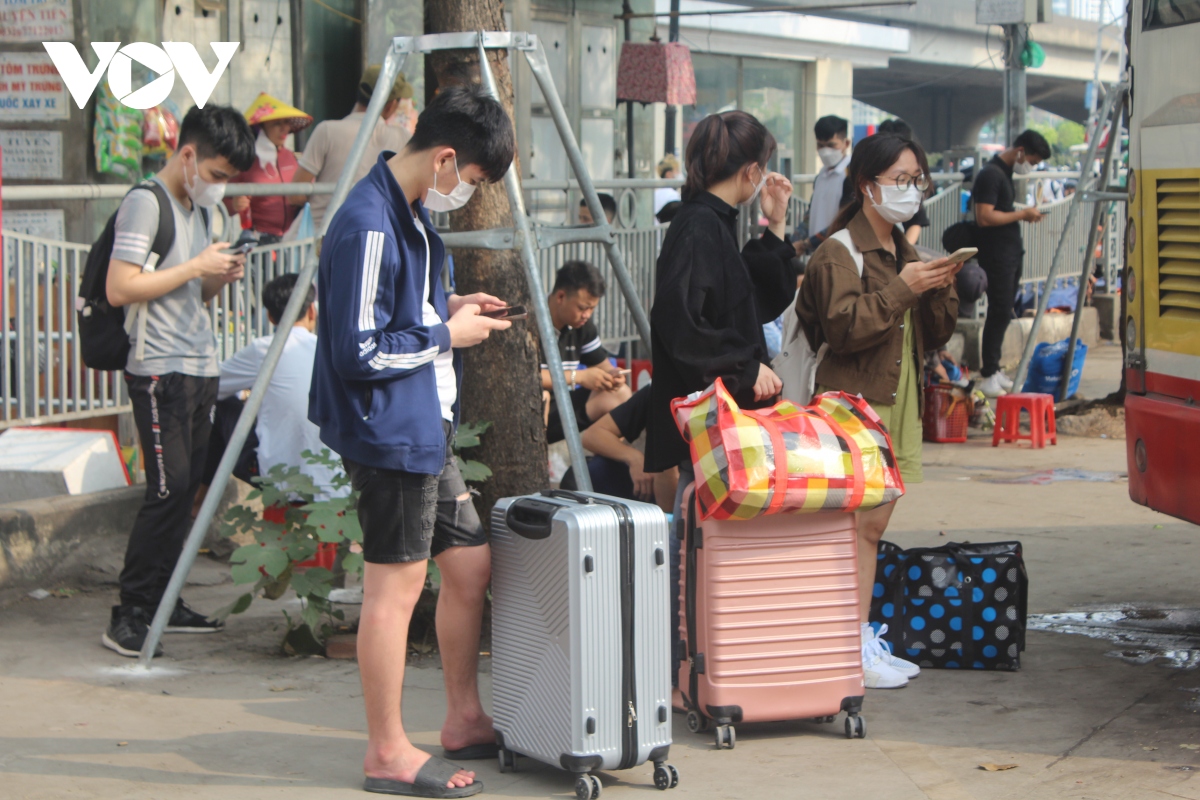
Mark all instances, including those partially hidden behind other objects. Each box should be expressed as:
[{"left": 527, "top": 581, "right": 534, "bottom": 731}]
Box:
[{"left": 796, "top": 133, "right": 959, "bottom": 689}]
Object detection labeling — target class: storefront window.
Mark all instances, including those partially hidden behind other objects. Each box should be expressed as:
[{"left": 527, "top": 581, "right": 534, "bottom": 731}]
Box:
[
  {"left": 683, "top": 53, "right": 737, "bottom": 146},
  {"left": 741, "top": 58, "right": 798, "bottom": 176},
  {"left": 683, "top": 54, "right": 802, "bottom": 177}
]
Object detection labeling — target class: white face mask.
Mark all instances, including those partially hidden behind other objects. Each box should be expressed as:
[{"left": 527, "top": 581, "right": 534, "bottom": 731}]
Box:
[
  {"left": 818, "top": 147, "right": 844, "bottom": 168},
  {"left": 424, "top": 157, "right": 476, "bottom": 212},
  {"left": 740, "top": 164, "right": 767, "bottom": 208},
  {"left": 1013, "top": 153, "right": 1034, "bottom": 175},
  {"left": 184, "top": 153, "right": 226, "bottom": 208},
  {"left": 866, "top": 182, "right": 923, "bottom": 226}
]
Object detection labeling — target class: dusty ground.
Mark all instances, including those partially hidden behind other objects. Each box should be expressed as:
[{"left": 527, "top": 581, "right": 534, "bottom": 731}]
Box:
[{"left": 7, "top": 340, "right": 1200, "bottom": 800}]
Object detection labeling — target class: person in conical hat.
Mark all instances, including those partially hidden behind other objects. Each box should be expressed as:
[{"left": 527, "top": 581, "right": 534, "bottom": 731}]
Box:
[{"left": 225, "top": 93, "right": 313, "bottom": 241}]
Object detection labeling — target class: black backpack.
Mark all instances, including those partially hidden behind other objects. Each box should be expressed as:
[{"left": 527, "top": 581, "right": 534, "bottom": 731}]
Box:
[{"left": 76, "top": 181, "right": 206, "bottom": 370}]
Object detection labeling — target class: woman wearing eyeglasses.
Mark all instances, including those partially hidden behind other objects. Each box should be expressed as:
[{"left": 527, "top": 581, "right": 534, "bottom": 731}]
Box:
[{"left": 795, "top": 133, "right": 959, "bottom": 690}]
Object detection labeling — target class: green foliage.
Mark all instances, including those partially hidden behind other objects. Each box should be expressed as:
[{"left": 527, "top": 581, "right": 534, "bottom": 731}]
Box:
[
  {"left": 454, "top": 420, "right": 493, "bottom": 483},
  {"left": 218, "top": 450, "right": 358, "bottom": 649},
  {"left": 218, "top": 432, "right": 491, "bottom": 654},
  {"left": 1056, "top": 120, "right": 1086, "bottom": 151},
  {"left": 1029, "top": 122, "right": 1058, "bottom": 150}
]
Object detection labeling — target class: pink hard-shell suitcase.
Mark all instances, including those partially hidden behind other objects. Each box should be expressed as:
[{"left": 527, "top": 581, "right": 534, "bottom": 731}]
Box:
[{"left": 677, "top": 485, "right": 866, "bottom": 748}]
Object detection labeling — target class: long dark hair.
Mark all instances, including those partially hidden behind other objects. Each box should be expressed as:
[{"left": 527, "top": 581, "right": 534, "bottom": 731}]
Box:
[
  {"left": 829, "top": 134, "right": 931, "bottom": 233},
  {"left": 683, "top": 111, "right": 776, "bottom": 201}
]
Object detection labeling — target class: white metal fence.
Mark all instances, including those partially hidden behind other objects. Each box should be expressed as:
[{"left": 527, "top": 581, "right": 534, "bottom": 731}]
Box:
[{"left": 0, "top": 231, "right": 316, "bottom": 429}]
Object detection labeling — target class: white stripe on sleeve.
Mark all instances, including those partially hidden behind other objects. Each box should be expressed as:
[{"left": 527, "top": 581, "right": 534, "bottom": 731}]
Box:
[
  {"left": 579, "top": 336, "right": 604, "bottom": 355},
  {"left": 368, "top": 346, "right": 439, "bottom": 371},
  {"left": 357, "top": 231, "right": 385, "bottom": 332}
]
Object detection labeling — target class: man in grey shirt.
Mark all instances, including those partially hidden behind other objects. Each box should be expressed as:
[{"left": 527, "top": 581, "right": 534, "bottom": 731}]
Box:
[
  {"left": 291, "top": 65, "right": 413, "bottom": 229},
  {"left": 102, "top": 104, "right": 255, "bottom": 658}
]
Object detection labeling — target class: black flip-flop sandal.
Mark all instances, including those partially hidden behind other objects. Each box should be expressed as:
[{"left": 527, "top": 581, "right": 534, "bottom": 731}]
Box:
[
  {"left": 363, "top": 756, "right": 483, "bottom": 798},
  {"left": 442, "top": 743, "right": 499, "bottom": 761}
]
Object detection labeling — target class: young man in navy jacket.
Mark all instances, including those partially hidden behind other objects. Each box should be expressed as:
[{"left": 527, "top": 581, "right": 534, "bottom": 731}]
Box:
[{"left": 309, "top": 85, "right": 514, "bottom": 798}]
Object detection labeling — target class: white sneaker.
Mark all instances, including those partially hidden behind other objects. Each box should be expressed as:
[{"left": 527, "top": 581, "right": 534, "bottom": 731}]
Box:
[
  {"left": 978, "top": 373, "right": 1008, "bottom": 397},
  {"left": 996, "top": 370, "right": 1015, "bottom": 390},
  {"left": 863, "top": 652, "right": 909, "bottom": 689},
  {"left": 863, "top": 623, "right": 921, "bottom": 679},
  {"left": 861, "top": 624, "right": 909, "bottom": 688}
]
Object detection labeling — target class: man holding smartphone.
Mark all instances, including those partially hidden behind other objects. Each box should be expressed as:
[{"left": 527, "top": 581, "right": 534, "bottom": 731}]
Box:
[
  {"left": 101, "top": 105, "right": 256, "bottom": 657},
  {"left": 540, "top": 261, "right": 631, "bottom": 443},
  {"left": 309, "top": 85, "right": 515, "bottom": 797},
  {"left": 971, "top": 129, "right": 1051, "bottom": 397}
]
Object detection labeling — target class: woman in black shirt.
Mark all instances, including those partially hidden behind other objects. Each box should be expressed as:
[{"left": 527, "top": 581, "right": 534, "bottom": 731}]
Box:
[
  {"left": 645, "top": 111, "right": 798, "bottom": 475},
  {"left": 644, "top": 112, "right": 798, "bottom": 674}
]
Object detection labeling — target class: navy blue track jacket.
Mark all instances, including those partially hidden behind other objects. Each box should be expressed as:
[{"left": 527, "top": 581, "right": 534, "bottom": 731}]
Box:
[{"left": 308, "top": 153, "right": 461, "bottom": 474}]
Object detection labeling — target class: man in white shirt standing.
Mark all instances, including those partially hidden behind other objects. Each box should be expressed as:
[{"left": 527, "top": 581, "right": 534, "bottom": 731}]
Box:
[
  {"left": 291, "top": 66, "right": 414, "bottom": 230},
  {"left": 215, "top": 273, "right": 343, "bottom": 496},
  {"left": 801, "top": 115, "right": 852, "bottom": 253}
]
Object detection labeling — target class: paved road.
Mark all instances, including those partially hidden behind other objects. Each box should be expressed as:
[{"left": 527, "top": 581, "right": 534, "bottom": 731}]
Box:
[{"left": 4, "top": 342, "right": 1200, "bottom": 799}]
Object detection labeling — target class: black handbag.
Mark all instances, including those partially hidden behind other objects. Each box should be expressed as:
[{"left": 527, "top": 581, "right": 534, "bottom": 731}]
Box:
[{"left": 870, "top": 540, "right": 1028, "bottom": 671}]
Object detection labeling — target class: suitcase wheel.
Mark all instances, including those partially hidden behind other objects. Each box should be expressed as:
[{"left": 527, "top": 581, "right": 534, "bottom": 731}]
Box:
[
  {"left": 497, "top": 747, "right": 518, "bottom": 773},
  {"left": 574, "top": 774, "right": 602, "bottom": 800},
  {"left": 653, "top": 763, "right": 679, "bottom": 790},
  {"left": 714, "top": 724, "right": 735, "bottom": 750},
  {"left": 685, "top": 710, "right": 708, "bottom": 734},
  {"left": 844, "top": 714, "right": 866, "bottom": 739}
]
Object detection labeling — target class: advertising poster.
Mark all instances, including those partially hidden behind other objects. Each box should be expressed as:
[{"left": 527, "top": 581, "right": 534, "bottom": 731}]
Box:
[
  {"left": 0, "top": 52, "right": 69, "bottom": 121},
  {"left": 0, "top": 130, "right": 63, "bottom": 179},
  {"left": 0, "top": 0, "right": 72, "bottom": 43}
]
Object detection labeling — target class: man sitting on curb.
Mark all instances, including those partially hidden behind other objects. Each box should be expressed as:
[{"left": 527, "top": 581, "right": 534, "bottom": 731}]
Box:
[
  {"left": 540, "top": 261, "right": 631, "bottom": 444},
  {"left": 199, "top": 273, "right": 343, "bottom": 501}
]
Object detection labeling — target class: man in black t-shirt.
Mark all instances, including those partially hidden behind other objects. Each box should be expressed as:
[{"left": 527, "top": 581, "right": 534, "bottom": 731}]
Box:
[
  {"left": 541, "top": 261, "right": 631, "bottom": 443},
  {"left": 971, "top": 129, "right": 1051, "bottom": 397},
  {"left": 560, "top": 385, "right": 678, "bottom": 511}
]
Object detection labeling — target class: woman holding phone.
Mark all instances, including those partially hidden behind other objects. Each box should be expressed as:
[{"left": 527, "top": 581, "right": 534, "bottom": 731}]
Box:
[
  {"left": 796, "top": 133, "right": 959, "bottom": 689},
  {"left": 644, "top": 111, "right": 799, "bottom": 675}
]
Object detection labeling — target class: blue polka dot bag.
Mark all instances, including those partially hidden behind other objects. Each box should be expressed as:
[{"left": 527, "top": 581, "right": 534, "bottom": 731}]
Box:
[{"left": 869, "top": 540, "right": 1028, "bottom": 670}]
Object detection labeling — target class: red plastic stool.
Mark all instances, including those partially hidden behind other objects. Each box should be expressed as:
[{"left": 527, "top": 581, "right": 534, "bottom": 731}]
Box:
[
  {"left": 262, "top": 503, "right": 338, "bottom": 570},
  {"left": 992, "top": 393, "right": 1057, "bottom": 448}
]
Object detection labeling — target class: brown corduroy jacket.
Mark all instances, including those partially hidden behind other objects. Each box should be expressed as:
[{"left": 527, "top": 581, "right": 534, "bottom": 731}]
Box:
[{"left": 796, "top": 210, "right": 958, "bottom": 408}]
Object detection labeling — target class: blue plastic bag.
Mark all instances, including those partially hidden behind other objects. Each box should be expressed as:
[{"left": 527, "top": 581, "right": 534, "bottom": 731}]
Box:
[{"left": 1021, "top": 338, "right": 1087, "bottom": 398}]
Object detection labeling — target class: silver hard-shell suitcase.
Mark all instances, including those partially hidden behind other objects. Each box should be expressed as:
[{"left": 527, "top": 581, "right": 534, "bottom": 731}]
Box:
[{"left": 491, "top": 490, "right": 678, "bottom": 798}]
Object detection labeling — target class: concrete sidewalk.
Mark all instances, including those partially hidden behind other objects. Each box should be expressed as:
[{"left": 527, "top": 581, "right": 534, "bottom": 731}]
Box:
[{"left": 4, "top": 343, "right": 1200, "bottom": 800}]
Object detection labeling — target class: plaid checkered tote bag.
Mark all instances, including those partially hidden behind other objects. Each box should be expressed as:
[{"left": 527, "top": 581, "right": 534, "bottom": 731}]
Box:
[
  {"left": 870, "top": 540, "right": 1028, "bottom": 670},
  {"left": 670, "top": 378, "right": 905, "bottom": 520}
]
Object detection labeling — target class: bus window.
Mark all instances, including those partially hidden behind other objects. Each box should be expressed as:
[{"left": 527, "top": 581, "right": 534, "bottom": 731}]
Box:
[{"left": 1144, "top": 0, "right": 1200, "bottom": 29}]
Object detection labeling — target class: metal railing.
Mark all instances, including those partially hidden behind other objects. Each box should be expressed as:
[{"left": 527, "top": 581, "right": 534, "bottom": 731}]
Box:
[
  {"left": 1, "top": 231, "right": 124, "bottom": 427},
  {"left": 1, "top": 230, "right": 315, "bottom": 429},
  {"left": 208, "top": 238, "right": 316, "bottom": 362},
  {"left": 535, "top": 225, "right": 665, "bottom": 354},
  {"left": 1018, "top": 196, "right": 1092, "bottom": 286}
]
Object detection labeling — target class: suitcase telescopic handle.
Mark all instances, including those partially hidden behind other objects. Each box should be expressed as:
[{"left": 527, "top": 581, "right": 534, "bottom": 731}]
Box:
[
  {"left": 505, "top": 498, "right": 559, "bottom": 540},
  {"left": 541, "top": 488, "right": 594, "bottom": 504}
]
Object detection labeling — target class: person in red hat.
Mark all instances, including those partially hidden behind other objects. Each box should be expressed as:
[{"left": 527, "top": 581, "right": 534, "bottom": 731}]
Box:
[{"left": 225, "top": 93, "right": 313, "bottom": 242}]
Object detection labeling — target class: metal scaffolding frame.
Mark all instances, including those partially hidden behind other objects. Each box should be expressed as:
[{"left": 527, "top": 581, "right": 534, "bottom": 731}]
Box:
[
  {"left": 138, "top": 30, "right": 651, "bottom": 665},
  {"left": 1010, "top": 79, "right": 1129, "bottom": 400}
]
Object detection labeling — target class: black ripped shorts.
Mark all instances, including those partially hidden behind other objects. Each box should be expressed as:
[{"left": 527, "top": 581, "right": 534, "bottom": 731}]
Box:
[{"left": 343, "top": 422, "right": 486, "bottom": 563}]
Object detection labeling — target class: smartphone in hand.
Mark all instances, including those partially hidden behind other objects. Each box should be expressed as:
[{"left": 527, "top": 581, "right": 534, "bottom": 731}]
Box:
[
  {"left": 223, "top": 241, "right": 255, "bottom": 256},
  {"left": 480, "top": 305, "right": 528, "bottom": 321},
  {"left": 945, "top": 247, "right": 978, "bottom": 265}
]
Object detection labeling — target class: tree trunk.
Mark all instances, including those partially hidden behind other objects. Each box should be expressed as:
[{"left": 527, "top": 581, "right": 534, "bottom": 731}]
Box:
[{"left": 425, "top": 1, "right": 549, "bottom": 519}]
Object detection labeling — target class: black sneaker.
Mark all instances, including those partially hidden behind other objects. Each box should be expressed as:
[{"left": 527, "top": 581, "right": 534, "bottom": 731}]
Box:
[
  {"left": 165, "top": 599, "right": 224, "bottom": 634},
  {"left": 102, "top": 605, "right": 163, "bottom": 658}
]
